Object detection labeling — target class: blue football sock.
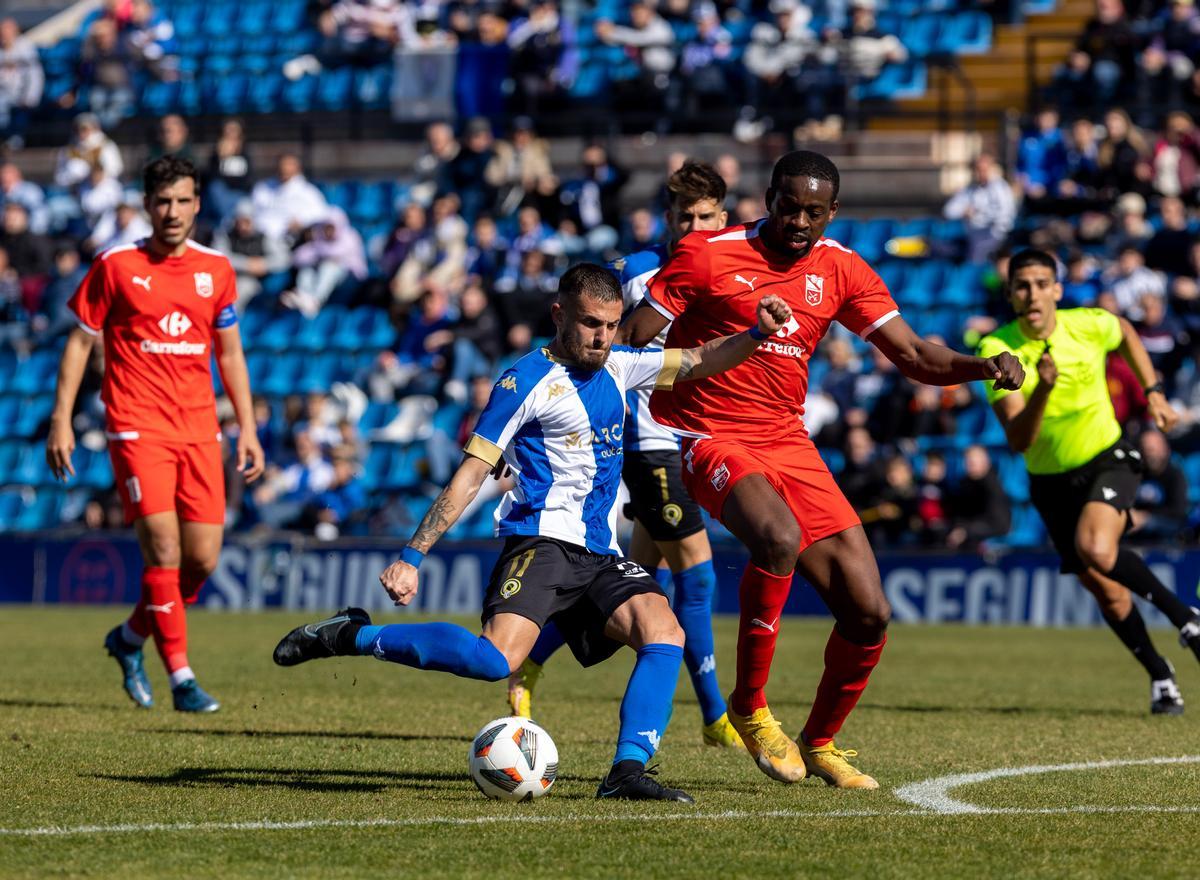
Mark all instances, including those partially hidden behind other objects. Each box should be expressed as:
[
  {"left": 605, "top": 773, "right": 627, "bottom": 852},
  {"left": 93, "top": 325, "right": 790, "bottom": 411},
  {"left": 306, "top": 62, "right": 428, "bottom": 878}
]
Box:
[
  {"left": 673, "top": 561, "right": 726, "bottom": 725},
  {"left": 613, "top": 643, "right": 684, "bottom": 766},
  {"left": 354, "top": 623, "right": 510, "bottom": 681},
  {"left": 528, "top": 620, "right": 567, "bottom": 666},
  {"left": 655, "top": 566, "right": 675, "bottom": 605}
]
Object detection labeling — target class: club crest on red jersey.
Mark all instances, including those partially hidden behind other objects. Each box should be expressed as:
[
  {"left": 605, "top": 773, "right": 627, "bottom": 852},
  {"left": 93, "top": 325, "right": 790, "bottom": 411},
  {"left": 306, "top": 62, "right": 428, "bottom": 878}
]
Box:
[
  {"left": 804, "top": 274, "right": 824, "bottom": 307},
  {"left": 711, "top": 463, "right": 730, "bottom": 491},
  {"left": 193, "top": 272, "right": 214, "bottom": 299}
]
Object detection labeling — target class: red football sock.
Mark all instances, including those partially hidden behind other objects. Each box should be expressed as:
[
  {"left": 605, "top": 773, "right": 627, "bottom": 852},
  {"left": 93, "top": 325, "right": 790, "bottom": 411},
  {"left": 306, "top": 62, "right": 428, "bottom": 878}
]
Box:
[
  {"left": 142, "top": 567, "right": 189, "bottom": 674},
  {"left": 180, "top": 569, "right": 207, "bottom": 605},
  {"left": 730, "top": 563, "right": 793, "bottom": 716},
  {"left": 125, "top": 602, "right": 150, "bottom": 640},
  {"left": 802, "top": 628, "right": 887, "bottom": 747}
]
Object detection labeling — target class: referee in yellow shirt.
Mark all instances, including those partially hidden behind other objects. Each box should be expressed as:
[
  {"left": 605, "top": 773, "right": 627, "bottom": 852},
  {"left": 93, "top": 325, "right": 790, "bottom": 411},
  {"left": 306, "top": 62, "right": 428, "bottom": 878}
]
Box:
[{"left": 980, "top": 248, "right": 1200, "bottom": 715}]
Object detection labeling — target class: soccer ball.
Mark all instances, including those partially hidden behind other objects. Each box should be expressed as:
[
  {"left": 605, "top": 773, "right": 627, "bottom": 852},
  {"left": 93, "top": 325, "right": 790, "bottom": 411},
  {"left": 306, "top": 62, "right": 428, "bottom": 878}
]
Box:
[{"left": 468, "top": 716, "right": 558, "bottom": 801}]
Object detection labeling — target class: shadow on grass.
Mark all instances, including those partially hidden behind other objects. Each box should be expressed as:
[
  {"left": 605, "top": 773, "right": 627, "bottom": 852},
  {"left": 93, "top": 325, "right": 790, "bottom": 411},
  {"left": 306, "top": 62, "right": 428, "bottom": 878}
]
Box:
[
  {"left": 89, "top": 765, "right": 598, "bottom": 799},
  {"left": 146, "top": 727, "right": 473, "bottom": 743},
  {"left": 0, "top": 697, "right": 124, "bottom": 712},
  {"left": 856, "top": 701, "right": 1145, "bottom": 719}
]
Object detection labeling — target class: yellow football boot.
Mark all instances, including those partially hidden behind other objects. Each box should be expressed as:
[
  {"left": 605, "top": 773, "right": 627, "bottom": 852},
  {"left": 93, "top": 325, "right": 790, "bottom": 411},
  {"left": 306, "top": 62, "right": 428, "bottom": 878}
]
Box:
[
  {"left": 799, "top": 738, "right": 879, "bottom": 789},
  {"left": 726, "top": 704, "right": 806, "bottom": 782},
  {"left": 701, "top": 712, "right": 746, "bottom": 749},
  {"left": 506, "top": 658, "right": 542, "bottom": 719}
]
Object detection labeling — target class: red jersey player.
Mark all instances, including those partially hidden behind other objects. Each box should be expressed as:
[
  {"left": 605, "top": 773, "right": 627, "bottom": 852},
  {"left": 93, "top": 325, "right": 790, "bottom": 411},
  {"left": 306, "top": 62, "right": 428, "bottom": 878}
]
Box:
[
  {"left": 46, "top": 156, "right": 265, "bottom": 713},
  {"left": 624, "top": 150, "right": 1024, "bottom": 788}
]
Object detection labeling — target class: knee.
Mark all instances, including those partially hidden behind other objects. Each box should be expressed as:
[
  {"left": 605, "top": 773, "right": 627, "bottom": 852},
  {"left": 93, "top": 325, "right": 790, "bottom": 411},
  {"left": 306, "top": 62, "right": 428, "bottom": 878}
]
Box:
[
  {"left": 634, "top": 599, "right": 685, "bottom": 649},
  {"left": 840, "top": 597, "right": 891, "bottom": 643},
  {"left": 750, "top": 520, "right": 802, "bottom": 574},
  {"left": 1076, "top": 537, "right": 1117, "bottom": 573},
  {"left": 145, "top": 535, "right": 181, "bottom": 568},
  {"left": 182, "top": 552, "right": 219, "bottom": 580}
]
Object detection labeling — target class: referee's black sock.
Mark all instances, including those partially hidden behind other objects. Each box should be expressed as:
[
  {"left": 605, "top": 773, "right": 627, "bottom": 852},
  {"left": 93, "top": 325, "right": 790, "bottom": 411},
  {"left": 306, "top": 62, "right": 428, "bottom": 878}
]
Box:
[
  {"left": 1104, "top": 549, "right": 1196, "bottom": 629},
  {"left": 1104, "top": 605, "right": 1173, "bottom": 681}
]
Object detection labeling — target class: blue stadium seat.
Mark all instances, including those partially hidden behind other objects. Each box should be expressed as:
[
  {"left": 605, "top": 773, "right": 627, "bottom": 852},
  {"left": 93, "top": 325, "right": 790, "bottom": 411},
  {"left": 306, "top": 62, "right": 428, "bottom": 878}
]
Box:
[
  {"left": 171, "top": 3, "right": 204, "bottom": 35},
  {"left": 260, "top": 353, "right": 304, "bottom": 397},
  {"left": 361, "top": 444, "right": 392, "bottom": 492},
  {"left": 354, "top": 65, "right": 393, "bottom": 109},
  {"left": 825, "top": 217, "right": 857, "bottom": 245},
  {"left": 0, "top": 490, "right": 20, "bottom": 528},
  {"left": 890, "top": 218, "right": 934, "bottom": 240},
  {"left": 938, "top": 11, "right": 993, "bottom": 55},
  {"left": 273, "top": 0, "right": 309, "bottom": 33},
  {"left": 316, "top": 68, "right": 354, "bottom": 110},
  {"left": 943, "top": 263, "right": 986, "bottom": 308},
  {"left": 851, "top": 219, "right": 894, "bottom": 263},
  {"left": 11, "top": 444, "right": 45, "bottom": 486},
  {"left": 0, "top": 397, "right": 19, "bottom": 438},
  {"left": 379, "top": 444, "right": 424, "bottom": 491},
  {"left": 141, "top": 80, "right": 180, "bottom": 115},
  {"left": 350, "top": 181, "right": 390, "bottom": 223},
  {"left": 280, "top": 74, "right": 318, "bottom": 113},
  {"left": 202, "top": 3, "right": 236, "bottom": 36},
  {"left": 360, "top": 401, "right": 400, "bottom": 433},
  {"left": 80, "top": 447, "right": 114, "bottom": 489},
  {"left": 0, "top": 440, "right": 20, "bottom": 483},
  {"left": 876, "top": 260, "right": 906, "bottom": 295},
  {"left": 11, "top": 351, "right": 58, "bottom": 396},
  {"left": 295, "top": 353, "right": 338, "bottom": 393},
  {"left": 256, "top": 310, "right": 304, "bottom": 352},
  {"left": 294, "top": 307, "right": 345, "bottom": 351},
  {"left": 899, "top": 15, "right": 940, "bottom": 58},
  {"left": 1001, "top": 503, "right": 1044, "bottom": 547},
  {"left": 1183, "top": 453, "right": 1200, "bottom": 502},
  {"left": 212, "top": 73, "right": 249, "bottom": 114},
  {"left": 902, "top": 261, "right": 946, "bottom": 309},
  {"left": 277, "top": 30, "right": 320, "bottom": 58},
  {"left": 13, "top": 488, "right": 62, "bottom": 531},
  {"left": 856, "top": 61, "right": 928, "bottom": 101},
  {"left": 238, "top": 1, "right": 272, "bottom": 35},
  {"left": 13, "top": 396, "right": 54, "bottom": 439}
]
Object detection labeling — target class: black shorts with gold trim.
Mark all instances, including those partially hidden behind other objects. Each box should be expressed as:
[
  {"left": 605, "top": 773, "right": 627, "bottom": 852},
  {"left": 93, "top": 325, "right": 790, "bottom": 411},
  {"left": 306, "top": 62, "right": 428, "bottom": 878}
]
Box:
[
  {"left": 482, "top": 536, "right": 666, "bottom": 667},
  {"left": 622, "top": 449, "right": 706, "bottom": 542}
]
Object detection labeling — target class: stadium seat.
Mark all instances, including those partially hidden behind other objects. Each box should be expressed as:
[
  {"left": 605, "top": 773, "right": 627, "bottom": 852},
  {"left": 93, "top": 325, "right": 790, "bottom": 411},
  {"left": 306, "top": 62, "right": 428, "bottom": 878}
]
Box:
[
  {"left": 141, "top": 80, "right": 180, "bottom": 116},
  {"left": 902, "top": 261, "right": 946, "bottom": 309},
  {"left": 212, "top": 73, "right": 250, "bottom": 115},
  {"left": 10, "top": 351, "right": 58, "bottom": 396},
  {"left": 0, "top": 490, "right": 20, "bottom": 528},
  {"left": 943, "top": 263, "right": 986, "bottom": 308},
  {"left": 13, "top": 396, "right": 53, "bottom": 439},
  {"left": 351, "top": 181, "right": 391, "bottom": 224},
  {"left": 851, "top": 219, "right": 894, "bottom": 263},
  {"left": 238, "top": 1, "right": 272, "bottom": 35},
  {"left": 11, "top": 444, "right": 45, "bottom": 486},
  {"left": 0, "top": 440, "right": 20, "bottom": 483},
  {"left": 13, "top": 488, "right": 62, "bottom": 531},
  {"left": 316, "top": 68, "right": 354, "bottom": 110},
  {"left": 295, "top": 353, "right": 338, "bottom": 393},
  {"left": 280, "top": 74, "right": 318, "bottom": 113},
  {"left": 0, "top": 397, "right": 19, "bottom": 439},
  {"left": 937, "top": 11, "right": 993, "bottom": 55},
  {"left": 294, "top": 307, "right": 345, "bottom": 351},
  {"left": 260, "top": 353, "right": 305, "bottom": 397},
  {"left": 80, "top": 448, "right": 114, "bottom": 490},
  {"left": 256, "top": 310, "right": 304, "bottom": 352},
  {"left": 354, "top": 66, "right": 393, "bottom": 109},
  {"left": 361, "top": 444, "right": 392, "bottom": 492}
]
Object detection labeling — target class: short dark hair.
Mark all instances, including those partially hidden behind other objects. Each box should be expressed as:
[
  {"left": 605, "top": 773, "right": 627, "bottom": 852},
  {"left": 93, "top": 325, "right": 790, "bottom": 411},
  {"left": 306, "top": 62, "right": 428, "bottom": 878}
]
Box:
[
  {"left": 143, "top": 155, "right": 199, "bottom": 195},
  {"left": 557, "top": 262, "right": 622, "bottom": 306},
  {"left": 1007, "top": 248, "right": 1058, "bottom": 286},
  {"left": 769, "top": 150, "right": 840, "bottom": 199},
  {"left": 666, "top": 160, "right": 727, "bottom": 211}
]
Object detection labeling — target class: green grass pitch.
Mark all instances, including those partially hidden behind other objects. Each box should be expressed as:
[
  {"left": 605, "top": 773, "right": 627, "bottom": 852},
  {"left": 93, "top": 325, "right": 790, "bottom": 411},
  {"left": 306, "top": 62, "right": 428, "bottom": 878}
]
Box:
[{"left": 3, "top": 607, "right": 1200, "bottom": 879}]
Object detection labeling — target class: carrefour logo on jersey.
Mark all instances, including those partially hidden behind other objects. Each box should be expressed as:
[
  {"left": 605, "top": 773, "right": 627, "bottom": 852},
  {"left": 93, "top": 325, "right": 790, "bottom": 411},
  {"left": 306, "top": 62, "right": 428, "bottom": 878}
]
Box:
[
  {"left": 157, "top": 311, "right": 192, "bottom": 337},
  {"left": 563, "top": 422, "right": 623, "bottom": 457},
  {"left": 141, "top": 311, "right": 206, "bottom": 355}
]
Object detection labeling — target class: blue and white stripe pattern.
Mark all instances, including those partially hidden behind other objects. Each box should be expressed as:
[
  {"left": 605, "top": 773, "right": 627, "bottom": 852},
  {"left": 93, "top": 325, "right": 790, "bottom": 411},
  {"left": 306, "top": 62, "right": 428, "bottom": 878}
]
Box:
[
  {"left": 465, "top": 346, "right": 680, "bottom": 555},
  {"left": 609, "top": 245, "right": 680, "bottom": 453}
]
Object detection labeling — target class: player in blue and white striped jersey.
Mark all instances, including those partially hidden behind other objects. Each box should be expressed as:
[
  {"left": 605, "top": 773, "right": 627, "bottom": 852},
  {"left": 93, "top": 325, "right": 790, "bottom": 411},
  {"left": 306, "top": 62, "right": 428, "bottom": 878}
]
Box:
[
  {"left": 507, "top": 161, "right": 744, "bottom": 748},
  {"left": 274, "top": 263, "right": 793, "bottom": 802}
]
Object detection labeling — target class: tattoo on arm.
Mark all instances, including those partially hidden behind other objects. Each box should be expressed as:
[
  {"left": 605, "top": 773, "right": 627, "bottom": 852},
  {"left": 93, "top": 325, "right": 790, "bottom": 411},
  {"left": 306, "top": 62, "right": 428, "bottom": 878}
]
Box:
[
  {"left": 411, "top": 492, "right": 457, "bottom": 552},
  {"left": 677, "top": 348, "right": 699, "bottom": 381}
]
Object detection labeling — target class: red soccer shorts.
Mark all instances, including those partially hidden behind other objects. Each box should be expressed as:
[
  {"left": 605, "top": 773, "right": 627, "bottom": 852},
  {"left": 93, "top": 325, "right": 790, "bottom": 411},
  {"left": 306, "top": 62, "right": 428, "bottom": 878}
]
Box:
[
  {"left": 109, "top": 439, "right": 226, "bottom": 525},
  {"left": 680, "top": 432, "right": 860, "bottom": 552}
]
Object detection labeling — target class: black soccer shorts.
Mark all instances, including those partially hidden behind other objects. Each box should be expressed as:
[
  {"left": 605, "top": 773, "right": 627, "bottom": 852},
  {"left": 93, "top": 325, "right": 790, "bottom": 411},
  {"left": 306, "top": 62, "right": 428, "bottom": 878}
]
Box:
[
  {"left": 481, "top": 536, "right": 667, "bottom": 667},
  {"left": 1028, "top": 440, "right": 1143, "bottom": 574},
  {"left": 621, "top": 450, "right": 706, "bottom": 543}
]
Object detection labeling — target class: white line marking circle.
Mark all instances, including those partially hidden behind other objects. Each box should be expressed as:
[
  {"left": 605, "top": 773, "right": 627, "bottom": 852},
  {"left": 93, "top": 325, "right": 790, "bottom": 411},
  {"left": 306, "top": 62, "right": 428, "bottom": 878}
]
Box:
[{"left": 894, "top": 755, "right": 1200, "bottom": 814}]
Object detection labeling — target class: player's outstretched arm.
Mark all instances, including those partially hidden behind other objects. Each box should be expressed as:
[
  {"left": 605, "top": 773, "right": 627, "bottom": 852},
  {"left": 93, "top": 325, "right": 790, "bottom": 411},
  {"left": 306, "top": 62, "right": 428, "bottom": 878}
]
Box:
[
  {"left": 673, "top": 294, "right": 793, "bottom": 382},
  {"left": 1116, "top": 316, "right": 1180, "bottom": 433},
  {"left": 379, "top": 454, "right": 494, "bottom": 606},
  {"left": 45, "top": 327, "right": 97, "bottom": 481},
  {"left": 215, "top": 326, "right": 266, "bottom": 483},
  {"left": 617, "top": 300, "right": 671, "bottom": 347},
  {"left": 870, "top": 316, "right": 1025, "bottom": 390}
]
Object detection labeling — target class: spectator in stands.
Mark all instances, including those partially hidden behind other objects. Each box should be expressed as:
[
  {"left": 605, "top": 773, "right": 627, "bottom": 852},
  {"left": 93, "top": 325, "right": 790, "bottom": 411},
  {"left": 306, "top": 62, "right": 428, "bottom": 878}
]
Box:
[
  {"left": 295, "top": 391, "right": 343, "bottom": 451},
  {"left": 205, "top": 119, "right": 254, "bottom": 225},
  {"left": 380, "top": 202, "right": 429, "bottom": 282},
  {"left": 464, "top": 213, "right": 508, "bottom": 287},
  {"left": 427, "top": 280, "right": 503, "bottom": 403},
  {"left": 410, "top": 121, "right": 459, "bottom": 207},
  {"left": 283, "top": 207, "right": 368, "bottom": 316},
  {"left": 308, "top": 447, "right": 366, "bottom": 540},
  {"left": 820, "top": 336, "right": 861, "bottom": 418},
  {"left": 455, "top": 10, "right": 510, "bottom": 122},
  {"left": 1144, "top": 196, "right": 1194, "bottom": 276},
  {"left": 1017, "top": 107, "right": 1068, "bottom": 201},
  {"left": 1102, "top": 244, "right": 1166, "bottom": 321},
  {"left": 286, "top": 0, "right": 414, "bottom": 78},
  {"left": 485, "top": 116, "right": 554, "bottom": 219},
  {"left": 945, "top": 445, "right": 1011, "bottom": 550},
  {"left": 369, "top": 282, "right": 456, "bottom": 399},
  {"left": 507, "top": 0, "right": 575, "bottom": 116},
  {"left": 125, "top": 0, "right": 178, "bottom": 82},
  {"left": 943, "top": 153, "right": 1017, "bottom": 263},
  {"left": 493, "top": 246, "right": 557, "bottom": 346},
  {"left": 148, "top": 113, "right": 195, "bottom": 165},
  {"left": 742, "top": 0, "right": 814, "bottom": 121},
  {"left": 0, "top": 163, "right": 48, "bottom": 235},
  {"left": 595, "top": 0, "right": 676, "bottom": 118},
  {"left": 1137, "top": 291, "right": 1189, "bottom": 394},
  {"left": 211, "top": 200, "right": 291, "bottom": 310},
  {"left": 1097, "top": 108, "right": 1153, "bottom": 199},
  {"left": 1062, "top": 250, "right": 1104, "bottom": 306},
  {"left": 0, "top": 245, "right": 27, "bottom": 349},
  {"left": 0, "top": 18, "right": 44, "bottom": 150},
  {"left": 445, "top": 117, "right": 497, "bottom": 223},
  {"left": 559, "top": 143, "right": 627, "bottom": 255},
  {"left": 1056, "top": 0, "right": 1138, "bottom": 109},
  {"left": 668, "top": 2, "right": 734, "bottom": 121},
  {"left": 916, "top": 451, "right": 949, "bottom": 544},
  {"left": 250, "top": 153, "right": 330, "bottom": 241},
  {"left": 251, "top": 430, "right": 334, "bottom": 528},
  {"left": 714, "top": 153, "right": 751, "bottom": 209},
  {"left": 54, "top": 114, "right": 123, "bottom": 189},
  {"left": 392, "top": 193, "right": 468, "bottom": 306},
  {"left": 90, "top": 192, "right": 152, "bottom": 253},
  {"left": 1131, "top": 429, "right": 1190, "bottom": 542},
  {"left": 1059, "top": 117, "right": 1103, "bottom": 200},
  {"left": 74, "top": 19, "right": 135, "bottom": 129},
  {"left": 1152, "top": 111, "right": 1200, "bottom": 202},
  {"left": 834, "top": 0, "right": 908, "bottom": 108},
  {"left": 506, "top": 204, "right": 554, "bottom": 268},
  {"left": 1140, "top": 0, "right": 1200, "bottom": 111},
  {"left": 860, "top": 454, "right": 921, "bottom": 548},
  {"left": 0, "top": 201, "right": 51, "bottom": 303},
  {"left": 31, "top": 246, "right": 86, "bottom": 346},
  {"left": 733, "top": 195, "right": 762, "bottom": 223},
  {"left": 839, "top": 424, "right": 886, "bottom": 509},
  {"left": 77, "top": 161, "right": 124, "bottom": 250},
  {"left": 1104, "top": 190, "right": 1153, "bottom": 253},
  {"left": 622, "top": 207, "right": 661, "bottom": 255}
]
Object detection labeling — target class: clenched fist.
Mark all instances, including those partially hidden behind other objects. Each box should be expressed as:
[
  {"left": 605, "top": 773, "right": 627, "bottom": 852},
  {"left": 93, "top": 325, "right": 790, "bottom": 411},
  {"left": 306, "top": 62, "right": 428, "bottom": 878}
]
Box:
[
  {"left": 983, "top": 351, "right": 1025, "bottom": 391},
  {"left": 755, "top": 294, "right": 793, "bottom": 337},
  {"left": 379, "top": 559, "right": 419, "bottom": 606}
]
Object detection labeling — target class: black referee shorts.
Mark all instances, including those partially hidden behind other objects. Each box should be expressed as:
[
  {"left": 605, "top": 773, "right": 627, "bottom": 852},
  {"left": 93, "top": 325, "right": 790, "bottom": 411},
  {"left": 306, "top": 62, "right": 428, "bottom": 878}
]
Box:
[
  {"left": 622, "top": 450, "right": 706, "bottom": 543},
  {"left": 1028, "top": 440, "right": 1143, "bottom": 574},
  {"left": 481, "top": 536, "right": 667, "bottom": 667}
]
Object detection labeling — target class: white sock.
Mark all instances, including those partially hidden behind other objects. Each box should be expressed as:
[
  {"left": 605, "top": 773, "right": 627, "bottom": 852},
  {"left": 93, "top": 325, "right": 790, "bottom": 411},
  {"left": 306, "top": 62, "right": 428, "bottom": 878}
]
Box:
[
  {"left": 169, "top": 667, "right": 195, "bottom": 688},
  {"left": 120, "top": 621, "right": 147, "bottom": 647}
]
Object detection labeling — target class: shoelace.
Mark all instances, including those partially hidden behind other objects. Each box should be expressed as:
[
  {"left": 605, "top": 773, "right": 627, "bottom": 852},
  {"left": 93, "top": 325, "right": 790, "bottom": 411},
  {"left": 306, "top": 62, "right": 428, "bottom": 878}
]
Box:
[{"left": 816, "top": 746, "right": 859, "bottom": 761}]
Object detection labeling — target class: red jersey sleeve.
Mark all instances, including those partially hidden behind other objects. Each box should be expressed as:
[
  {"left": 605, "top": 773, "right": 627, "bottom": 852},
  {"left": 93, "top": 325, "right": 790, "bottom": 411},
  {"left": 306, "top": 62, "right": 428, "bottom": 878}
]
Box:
[
  {"left": 835, "top": 251, "right": 900, "bottom": 339},
  {"left": 67, "top": 258, "right": 114, "bottom": 335},
  {"left": 643, "top": 233, "right": 712, "bottom": 320}
]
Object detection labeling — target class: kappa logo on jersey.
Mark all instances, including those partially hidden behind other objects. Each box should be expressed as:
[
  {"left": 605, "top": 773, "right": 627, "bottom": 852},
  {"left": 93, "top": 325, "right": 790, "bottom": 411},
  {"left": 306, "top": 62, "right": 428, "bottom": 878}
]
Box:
[
  {"left": 805, "top": 274, "right": 824, "bottom": 306},
  {"left": 132, "top": 275, "right": 151, "bottom": 291},
  {"left": 546, "top": 382, "right": 569, "bottom": 400},
  {"left": 193, "top": 272, "right": 214, "bottom": 299},
  {"left": 498, "top": 375, "right": 518, "bottom": 392},
  {"left": 711, "top": 463, "right": 730, "bottom": 491},
  {"left": 734, "top": 274, "right": 757, "bottom": 292},
  {"left": 565, "top": 431, "right": 584, "bottom": 448},
  {"left": 157, "top": 312, "right": 193, "bottom": 337}
]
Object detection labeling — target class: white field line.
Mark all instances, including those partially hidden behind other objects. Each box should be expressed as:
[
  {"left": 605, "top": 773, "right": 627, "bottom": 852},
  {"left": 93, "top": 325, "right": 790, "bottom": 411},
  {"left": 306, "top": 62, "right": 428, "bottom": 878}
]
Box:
[
  {"left": 893, "top": 755, "right": 1200, "bottom": 814},
  {"left": 5, "top": 802, "right": 1200, "bottom": 837}
]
